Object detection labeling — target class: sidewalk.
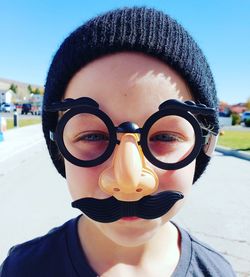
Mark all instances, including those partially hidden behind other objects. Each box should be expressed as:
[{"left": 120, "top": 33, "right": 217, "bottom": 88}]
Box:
[{"left": 0, "top": 124, "right": 44, "bottom": 162}]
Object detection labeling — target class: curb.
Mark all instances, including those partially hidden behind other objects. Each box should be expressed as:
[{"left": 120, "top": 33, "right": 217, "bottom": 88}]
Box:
[{"left": 215, "top": 146, "right": 250, "bottom": 161}]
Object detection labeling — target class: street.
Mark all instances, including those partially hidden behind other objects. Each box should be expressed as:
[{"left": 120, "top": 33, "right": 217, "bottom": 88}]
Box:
[{"left": 0, "top": 125, "right": 249, "bottom": 276}]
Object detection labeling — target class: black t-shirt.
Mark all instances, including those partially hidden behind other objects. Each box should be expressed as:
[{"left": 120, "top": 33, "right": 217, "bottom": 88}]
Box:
[{"left": 0, "top": 216, "right": 236, "bottom": 276}]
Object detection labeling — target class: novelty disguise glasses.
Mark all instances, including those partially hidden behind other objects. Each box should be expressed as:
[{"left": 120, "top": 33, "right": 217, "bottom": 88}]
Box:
[
  {"left": 45, "top": 97, "right": 217, "bottom": 222},
  {"left": 45, "top": 97, "right": 218, "bottom": 171}
]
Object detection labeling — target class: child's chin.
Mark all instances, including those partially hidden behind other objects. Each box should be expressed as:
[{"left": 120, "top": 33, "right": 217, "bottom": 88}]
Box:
[{"left": 101, "top": 218, "right": 162, "bottom": 247}]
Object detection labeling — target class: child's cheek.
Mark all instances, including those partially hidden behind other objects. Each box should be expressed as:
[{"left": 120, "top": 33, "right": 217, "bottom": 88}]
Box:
[
  {"left": 157, "top": 161, "right": 195, "bottom": 195},
  {"left": 65, "top": 160, "right": 109, "bottom": 199}
]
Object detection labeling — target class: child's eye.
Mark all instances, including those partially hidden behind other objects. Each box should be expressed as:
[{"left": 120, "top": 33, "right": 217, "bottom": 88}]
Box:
[
  {"left": 76, "top": 132, "right": 109, "bottom": 142},
  {"left": 148, "top": 132, "right": 193, "bottom": 160},
  {"left": 150, "top": 133, "right": 184, "bottom": 143}
]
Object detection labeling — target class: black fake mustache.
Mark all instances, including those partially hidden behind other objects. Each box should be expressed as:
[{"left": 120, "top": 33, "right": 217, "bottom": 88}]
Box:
[{"left": 72, "top": 190, "right": 184, "bottom": 223}]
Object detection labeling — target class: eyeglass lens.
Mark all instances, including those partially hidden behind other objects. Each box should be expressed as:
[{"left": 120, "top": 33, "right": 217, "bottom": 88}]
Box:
[
  {"left": 63, "top": 113, "right": 110, "bottom": 161},
  {"left": 146, "top": 115, "right": 195, "bottom": 164}
]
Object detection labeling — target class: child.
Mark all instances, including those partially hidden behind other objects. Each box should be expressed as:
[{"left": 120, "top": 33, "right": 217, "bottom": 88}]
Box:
[{"left": 0, "top": 7, "right": 236, "bottom": 276}]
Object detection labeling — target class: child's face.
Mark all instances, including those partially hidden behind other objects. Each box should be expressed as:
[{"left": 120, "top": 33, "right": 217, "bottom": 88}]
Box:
[{"left": 64, "top": 52, "right": 195, "bottom": 246}]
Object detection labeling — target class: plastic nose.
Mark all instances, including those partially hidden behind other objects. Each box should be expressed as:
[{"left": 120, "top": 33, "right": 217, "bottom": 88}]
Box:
[{"left": 99, "top": 133, "right": 159, "bottom": 201}]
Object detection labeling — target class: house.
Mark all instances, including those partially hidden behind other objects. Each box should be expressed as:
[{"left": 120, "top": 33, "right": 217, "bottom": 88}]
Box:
[
  {"left": 0, "top": 89, "right": 14, "bottom": 105},
  {"left": 0, "top": 78, "right": 44, "bottom": 110},
  {"left": 0, "top": 90, "right": 5, "bottom": 105},
  {"left": 229, "top": 103, "right": 247, "bottom": 114},
  {"left": 219, "top": 101, "right": 247, "bottom": 115}
]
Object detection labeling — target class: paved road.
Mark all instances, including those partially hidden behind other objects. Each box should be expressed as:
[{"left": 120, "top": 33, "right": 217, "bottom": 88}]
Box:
[
  {"left": 175, "top": 155, "right": 250, "bottom": 276},
  {"left": 0, "top": 125, "right": 249, "bottom": 276}
]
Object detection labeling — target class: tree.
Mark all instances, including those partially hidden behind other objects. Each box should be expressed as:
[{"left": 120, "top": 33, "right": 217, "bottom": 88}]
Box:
[
  {"left": 9, "top": 83, "right": 18, "bottom": 94},
  {"left": 246, "top": 97, "right": 250, "bottom": 110},
  {"left": 34, "top": 88, "right": 42, "bottom": 95},
  {"left": 27, "top": 84, "right": 32, "bottom": 94},
  {"left": 27, "top": 84, "right": 44, "bottom": 95}
]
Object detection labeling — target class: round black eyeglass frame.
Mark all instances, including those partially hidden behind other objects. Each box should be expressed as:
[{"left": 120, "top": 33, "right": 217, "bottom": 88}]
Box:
[{"left": 45, "top": 97, "right": 216, "bottom": 170}]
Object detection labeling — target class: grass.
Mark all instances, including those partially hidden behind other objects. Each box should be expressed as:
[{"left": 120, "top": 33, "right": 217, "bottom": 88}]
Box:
[
  {"left": 6, "top": 117, "right": 41, "bottom": 129},
  {"left": 218, "top": 130, "right": 250, "bottom": 152}
]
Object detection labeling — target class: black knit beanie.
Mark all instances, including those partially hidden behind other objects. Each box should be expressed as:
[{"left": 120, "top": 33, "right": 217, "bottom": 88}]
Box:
[{"left": 42, "top": 7, "right": 219, "bottom": 183}]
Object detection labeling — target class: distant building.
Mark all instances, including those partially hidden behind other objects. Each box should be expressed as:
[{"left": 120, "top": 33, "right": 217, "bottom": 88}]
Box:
[
  {"left": 0, "top": 90, "right": 5, "bottom": 104},
  {"left": 219, "top": 101, "right": 247, "bottom": 114},
  {"left": 230, "top": 103, "right": 247, "bottom": 114},
  {"left": 0, "top": 89, "right": 14, "bottom": 105},
  {"left": 0, "top": 77, "right": 44, "bottom": 105},
  {"left": 29, "top": 93, "right": 43, "bottom": 108},
  {"left": 219, "top": 101, "right": 231, "bottom": 116}
]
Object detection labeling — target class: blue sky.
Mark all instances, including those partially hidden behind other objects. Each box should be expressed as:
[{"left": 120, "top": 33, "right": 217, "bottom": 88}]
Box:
[{"left": 0, "top": 0, "right": 249, "bottom": 104}]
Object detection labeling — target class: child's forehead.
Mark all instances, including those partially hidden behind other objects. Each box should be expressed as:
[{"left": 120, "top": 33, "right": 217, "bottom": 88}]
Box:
[
  {"left": 65, "top": 52, "right": 191, "bottom": 96},
  {"left": 64, "top": 52, "right": 192, "bottom": 124}
]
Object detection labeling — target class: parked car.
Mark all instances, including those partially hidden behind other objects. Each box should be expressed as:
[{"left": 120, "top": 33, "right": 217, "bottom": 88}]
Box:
[
  {"left": 241, "top": 111, "right": 250, "bottom": 126},
  {"left": 1, "top": 103, "right": 16, "bottom": 112},
  {"left": 21, "top": 103, "right": 32, "bottom": 115},
  {"left": 31, "top": 105, "right": 42, "bottom": 115}
]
